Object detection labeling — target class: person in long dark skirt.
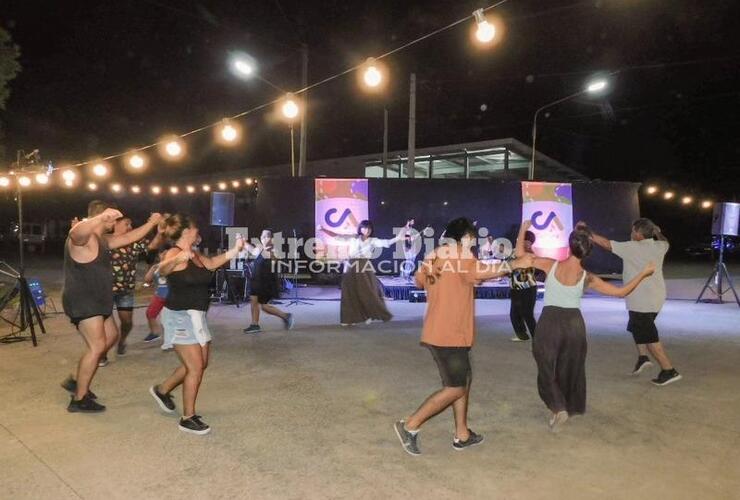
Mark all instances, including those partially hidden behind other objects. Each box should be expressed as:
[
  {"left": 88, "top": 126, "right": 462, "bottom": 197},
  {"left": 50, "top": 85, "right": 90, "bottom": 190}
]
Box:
[
  {"left": 508, "top": 229, "right": 538, "bottom": 342},
  {"left": 515, "top": 221, "right": 655, "bottom": 432}
]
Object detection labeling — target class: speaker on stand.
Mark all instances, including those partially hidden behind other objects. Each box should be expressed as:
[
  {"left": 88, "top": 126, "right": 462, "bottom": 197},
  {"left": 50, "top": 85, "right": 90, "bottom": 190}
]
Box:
[
  {"left": 696, "top": 202, "right": 740, "bottom": 307},
  {"left": 210, "top": 192, "right": 235, "bottom": 302}
]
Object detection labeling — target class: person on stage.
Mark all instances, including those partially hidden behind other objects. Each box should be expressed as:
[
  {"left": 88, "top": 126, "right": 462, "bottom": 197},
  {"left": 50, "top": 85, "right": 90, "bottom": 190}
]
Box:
[
  {"left": 394, "top": 217, "right": 532, "bottom": 455},
  {"left": 243, "top": 229, "right": 294, "bottom": 334},
  {"left": 319, "top": 218, "right": 413, "bottom": 326},
  {"left": 61, "top": 201, "right": 162, "bottom": 412},
  {"left": 149, "top": 214, "right": 244, "bottom": 435},
  {"left": 582, "top": 219, "right": 681, "bottom": 385},
  {"left": 142, "top": 248, "right": 170, "bottom": 344},
  {"left": 508, "top": 229, "right": 538, "bottom": 342},
  {"left": 515, "top": 221, "right": 655, "bottom": 432}
]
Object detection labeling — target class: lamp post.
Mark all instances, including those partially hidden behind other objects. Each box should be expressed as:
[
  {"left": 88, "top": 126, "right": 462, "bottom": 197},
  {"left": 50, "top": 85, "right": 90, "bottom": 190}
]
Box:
[{"left": 530, "top": 79, "right": 608, "bottom": 180}]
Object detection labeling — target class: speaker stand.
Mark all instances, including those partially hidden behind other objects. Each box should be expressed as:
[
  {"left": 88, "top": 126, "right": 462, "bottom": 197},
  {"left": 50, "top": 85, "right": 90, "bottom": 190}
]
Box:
[{"left": 696, "top": 235, "right": 740, "bottom": 307}]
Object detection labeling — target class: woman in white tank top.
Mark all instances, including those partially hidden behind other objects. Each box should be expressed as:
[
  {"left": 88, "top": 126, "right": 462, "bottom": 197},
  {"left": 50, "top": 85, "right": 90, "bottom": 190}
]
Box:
[{"left": 514, "top": 221, "right": 655, "bottom": 432}]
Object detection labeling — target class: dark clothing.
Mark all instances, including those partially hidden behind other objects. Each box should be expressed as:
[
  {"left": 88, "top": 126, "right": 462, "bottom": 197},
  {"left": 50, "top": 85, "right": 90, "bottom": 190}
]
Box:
[
  {"left": 425, "top": 344, "right": 472, "bottom": 388},
  {"left": 340, "top": 259, "right": 392, "bottom": 324},
  {"left": 532, "top": 306, "right": 588, "bottom": 415},
  {"left": 510, "top": 267, "right": 537, "bottom": 290},
  {"left": 627, "top": 311, "right": 660, "bottom": 344},
  {"left": 165, "top": 260, "right": 213, "bottom": 312},
  {"left": 62, "top": 234, "right": 113, "bottom": 325},
  {"left": 249, "top": 254, "right": 281, "bottom": 304},
  {"left": 510, "top": 286, "right": 538, "bottom": 337}
]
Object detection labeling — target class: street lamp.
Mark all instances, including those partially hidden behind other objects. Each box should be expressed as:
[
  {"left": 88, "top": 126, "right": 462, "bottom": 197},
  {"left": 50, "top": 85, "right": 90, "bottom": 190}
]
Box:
[
  {"left": 473, "top": 9, "right": 496, "bottom": 44},
  {"left": 530, "top": 77, "right": 610, "bottom": 180}
]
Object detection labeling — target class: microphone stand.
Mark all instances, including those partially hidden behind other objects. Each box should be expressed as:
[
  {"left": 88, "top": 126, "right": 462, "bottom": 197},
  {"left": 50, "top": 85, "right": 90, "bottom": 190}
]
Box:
[{"left": 286, "top": 228, "right": 312, "bottom": 306}]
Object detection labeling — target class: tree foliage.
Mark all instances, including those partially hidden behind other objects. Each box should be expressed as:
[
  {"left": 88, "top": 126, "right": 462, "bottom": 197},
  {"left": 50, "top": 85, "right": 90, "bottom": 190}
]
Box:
[{"left": 0, "top": 26, "right": 21, "bottom": 110}]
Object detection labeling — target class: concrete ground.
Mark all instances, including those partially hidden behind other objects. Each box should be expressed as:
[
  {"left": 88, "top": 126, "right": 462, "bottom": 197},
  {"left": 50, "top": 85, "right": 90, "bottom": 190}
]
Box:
[{"left": 1, "top": 262, "right": 739, "bottom": 499}]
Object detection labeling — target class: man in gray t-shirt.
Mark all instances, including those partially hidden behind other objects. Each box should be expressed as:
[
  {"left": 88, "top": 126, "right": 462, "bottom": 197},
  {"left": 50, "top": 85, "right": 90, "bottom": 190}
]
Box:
[{"left": 584, "top": 218, "right": 681, "bottom": 387}]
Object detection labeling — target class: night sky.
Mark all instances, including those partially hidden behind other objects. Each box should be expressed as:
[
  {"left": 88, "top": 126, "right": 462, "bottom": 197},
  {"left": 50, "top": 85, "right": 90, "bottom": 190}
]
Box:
[{"left": 1, "top": 0, "right": 739, "bottom": 200}]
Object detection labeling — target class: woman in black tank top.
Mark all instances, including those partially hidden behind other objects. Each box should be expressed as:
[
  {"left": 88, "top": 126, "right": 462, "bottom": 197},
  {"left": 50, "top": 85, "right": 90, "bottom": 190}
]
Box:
[{"left": 149, "top": 214, "right": 244, "bottom": 436}]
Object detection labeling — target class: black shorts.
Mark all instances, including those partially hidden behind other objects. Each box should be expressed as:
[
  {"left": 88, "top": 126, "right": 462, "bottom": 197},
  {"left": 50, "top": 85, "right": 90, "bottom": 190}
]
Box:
[
  {"left": 69, "top": 314, "right": 111, "bottom": 328},
  {"left": 425, "top": 344, "right": 472, "bottom": 388},
  {"left": 627, "top": 311, "right": 660, "bottom": 344}
]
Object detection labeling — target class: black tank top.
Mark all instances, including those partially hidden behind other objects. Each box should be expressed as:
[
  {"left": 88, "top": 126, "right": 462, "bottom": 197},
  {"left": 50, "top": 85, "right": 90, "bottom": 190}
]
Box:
[
  {"left": 62, "top": 234, "right": 113, "bottom": 319},
  {"left": 165, "top": 259, "right": 213, "bottom": 311}
]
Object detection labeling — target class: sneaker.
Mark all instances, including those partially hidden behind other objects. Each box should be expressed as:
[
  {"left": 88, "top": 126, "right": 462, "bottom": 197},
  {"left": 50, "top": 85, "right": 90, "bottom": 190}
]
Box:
[
  {"left": 549, "top": 411, "right": 569, "bottom": 433},
  {"left": 631, "top": 356, "right": 653, "bottom": 375},
  {"left": 116, "top": 343, "right": 127, "bottom": 356},
  {"left": 149, "top": 385, "right": 176, "bottom": 414},
  {"left": 143, "top": 333, "right": 161, "bottom": 343},
  {"left": 510, "top": 332, "right": 531, "bottom": 342},
  {"left": 67, "top": 393, "right": 106, "bottom": 413},
  {"left": 283, "top": 313, "right": 295, "bottom": 330},
  {"left": 393, "top": 420, "right": 421, "bottom": 456},
  {"left": 365, "top": 318, "right": 373, "bottom": 325},
  {"left": 179, "top": 415, "right": 211, "bottom": 435},
  {"left": 60, "top": 376, "right": 97, "bottom": 400},
  {"left": 243, "top": 324, "right": 261, "bottom": 334},
  {"left": 651, "top": 369, "right": 682, "bottom": 386},
  {"left": 98, "top": 356, "right": 109, "bottom": 367},
  {"left": 453, "top": 429, "right": 485, "bottom": 450}
]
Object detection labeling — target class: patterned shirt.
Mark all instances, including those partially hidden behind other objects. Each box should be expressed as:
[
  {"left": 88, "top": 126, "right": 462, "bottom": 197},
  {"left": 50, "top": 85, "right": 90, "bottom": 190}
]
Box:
[{"left": 111, "top": 240, "right": 149, "bottom": 293}]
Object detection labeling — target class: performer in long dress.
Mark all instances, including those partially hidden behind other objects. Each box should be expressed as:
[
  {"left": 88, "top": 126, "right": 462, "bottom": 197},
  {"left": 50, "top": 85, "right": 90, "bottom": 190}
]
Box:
[
  {"left": 148, "top": 214, "right": 244, "bottom": 435},
  {"left": 243, "top": 229, "right": 294, "bottom": 334},
  {"left": 515, "top": 221, "right": 655, "bottom": 432},
  {"left": 394, "top": 217, "right": 532, "bottom": 455},
  {"left": 319, "top": 219, "right": 413, "bottom": 326},
  {"left": 582, "top": 219, "right": 681, "bottom": 385},
  {"left": 61, "top": 201, "right": 162, "bottom": 412}
]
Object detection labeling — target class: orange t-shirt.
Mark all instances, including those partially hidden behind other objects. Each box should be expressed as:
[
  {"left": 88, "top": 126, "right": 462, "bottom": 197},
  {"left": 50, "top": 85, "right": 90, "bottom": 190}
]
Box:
[{"left": 415, "top": 245, "right": 494, "bottom": 347}]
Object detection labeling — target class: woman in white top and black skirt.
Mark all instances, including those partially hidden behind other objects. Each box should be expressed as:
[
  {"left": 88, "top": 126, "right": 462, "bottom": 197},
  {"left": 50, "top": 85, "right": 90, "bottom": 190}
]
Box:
[
  {"left": 148, "top": 214, "right": 244, "bottom": 435},
  {"left": 515, "top": 221, "right": 655, "bottom": 432},
  {"left": 320, "top": 219, "right": 413, "bottom": 326}
]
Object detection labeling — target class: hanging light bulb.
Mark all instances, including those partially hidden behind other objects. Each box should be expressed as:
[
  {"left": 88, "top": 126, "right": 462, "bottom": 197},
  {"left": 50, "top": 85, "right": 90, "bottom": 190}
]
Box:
[
  {"left": 128, "top": 152, "right": 146, "bottom": 170},
  {"left": 681, "top": 196, "right": 693, "bottom": 205},
  {"left": 245, "top": 178, "right": 254, "bottom": 186},
  {"left": 217, "top": 119, "right": 241, "bottom": 144},
  {"left": 131, "top": 185, "right": 141, "bottom": 194},
  {"left": 186, "top": 185, "right": 196, "bottom": 194},
  {"left": 87, "top": 182, "right": 98, "bottom": 191},
  {"left": 64, "top": 179, "right": 75, "bottom": 188},
  {"left": 646, "top": 185, "right": 658, "bottom": 195},
  {"left": 361, "top": 57, "right": 385, "bottom": 91},
  {"left": 160, "top": 136, "right": 185, "bottom": 160},
  {"left": 151, "top": 185, "right": 161, "bottom": 195},
  {"left": 0, "top": 176, "right": 10, "bottom": 188},
  {"left": 663, "top": 191, "right": 674, "bottom": 200},
  {"left": 35, "top": 173, "right": 49, "bottom": 185},
  {"left": 473, "top": 9, "right": 496, "bottom": 44},
  {"left": 111, "top": 183, "right": 122, "bottom": 193},
  {"left": 202, "top": 184, "right": 211, "bottom": 192},
  {"left": 218, "top": 181, "right": 227, "bottom": 190},
  {"left": 280, "top": 93, "right": 300, "bottom": 121},
  {"left": 170, "top": 186, "right": 179, "bottom": 195},
  {"left": 18, "top": 176, "right": 32, "bottom": 187},
  {"left": 231, "top": 180, "right": 240, "bottom": 188},
  {"left": 92, "top": 163, "right": 109, "bottom": 177},
  {"left": 701, "top": 200, "right": 713, "bottom": 209},
  {"left": 62, "top": 169, "right": 77, "bottom": 183}
]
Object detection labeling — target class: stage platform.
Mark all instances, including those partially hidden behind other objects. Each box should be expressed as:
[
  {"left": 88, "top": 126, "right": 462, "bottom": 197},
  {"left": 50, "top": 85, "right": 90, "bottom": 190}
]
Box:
[{"left": 378, "top": 275, "right": 544, "bottom": 301}]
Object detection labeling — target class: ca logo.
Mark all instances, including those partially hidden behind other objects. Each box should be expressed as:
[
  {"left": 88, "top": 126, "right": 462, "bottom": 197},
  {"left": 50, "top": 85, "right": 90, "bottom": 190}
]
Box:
[{"left": 531, "top": 211, "right": 564, "bottom": 231}]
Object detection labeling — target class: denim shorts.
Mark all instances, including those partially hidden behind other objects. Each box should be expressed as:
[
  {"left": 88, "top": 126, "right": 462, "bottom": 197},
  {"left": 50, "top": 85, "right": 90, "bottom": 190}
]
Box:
[
  {"left": 162, "top": 308, "right": 212, "bottom": 349},
  {"left": 112, "top": 291, "right": 135, "bottom": 310}
]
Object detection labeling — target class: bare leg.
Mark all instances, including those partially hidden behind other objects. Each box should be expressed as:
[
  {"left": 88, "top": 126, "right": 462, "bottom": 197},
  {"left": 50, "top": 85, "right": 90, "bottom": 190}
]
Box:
[
  {"left": 646, "top": 342, "right": 673, "bottom": 370},
  {"left": 175, "top": 343, "right": 210, "bottom": 417},
  {"left": 405, "top": 386, "right": 465, "bottom": 431},
  {"left": 261, "top": 304, "right": 288, "bottom": 320},
  {"left": 117, "top": 309, "right": 133, "bottom": 347},
  {"left": 250, "top": 296, "right": 261, "bottom": 325},
  {"left": 452, "top": 381, "right": 472, "bottom": 441},
  {"left": 147, "top": 315, "right": 163, "bottom": 336},
  {"left": 103, "top": 316, "right": 120, "bottom": 352},
  {"left": 74, "top": 317, "right": 107, "bottom": 400},
  {"left": 159, "top": 365, "right": 186, "bottom": 394},
  {"left": 636, "top": 343, "right": 649, "bottom": 357}
]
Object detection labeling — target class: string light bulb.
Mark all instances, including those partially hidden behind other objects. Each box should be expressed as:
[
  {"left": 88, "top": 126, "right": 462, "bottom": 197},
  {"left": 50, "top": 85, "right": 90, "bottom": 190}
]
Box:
[
  {"left": 160, "top": 137, "right": 185, "bottom": 160},
  {"left": 64, "top": 179, "right": 74, "bottom": 188},
  {"left": 701, "top": 200, "right": 713, "bottom": 209},
  {"left": 87, "top": 182, "right": 98, "bottom": 191},
  {"left": 92, "top": 163, "right": 109, "bottom": 177},
  {"left": 663, "top": 191, "right": 674, "bottom": 200},
  {"left": 62, "top": 169, "right": 77, "bottom": 183},
  {"left": 18, "top": 176, "right": 32, "bottom": 187},
  {"left": 218, "top": 120, "right": 240, "bottom": 144},
  {"left": 111, "top": 183, "right": 122, "bottom": 193},
  {"left": 202, "top": 184, "right": 211, "bottom": 192},
  {"left": 245, "top": 178, "right": 254, "bottom": 186},
  {"left": 361, "top": 57, "right": 385, "bottom": 91},
  {"left": 231, "top": 180, "right": 240, "bottom": 188},
  {"left": 35, "top": 173, "right": 49, "bottom": 185},
  {"left": 170, "top": 186, "right": 179, "bottom": 195},
  {"left": 681, "top": 196, "right": 693, "bottom": 205},
  {"left": 131, "top": 185, "right": 141, "bottom": 194},
  {"left": 151, "top": 185, "right": 161, "bottom": 195},
  {"left": 473, "top": 9, "right": 496, "bottom": 44},
  {"left": 218, "top": 181, "right": 227, "bottom": 190},
  {"left": 646, "top": 185, "right": 658, "bottom": 195},
  {"left": 128, "top": 153, "right": 146, "bottom": 170},
  {"left": 281, "top": 93, "right": 300, "bottom": 120},
  {"left": 0, "top": 176, "right": 10, "bottom": 188}
]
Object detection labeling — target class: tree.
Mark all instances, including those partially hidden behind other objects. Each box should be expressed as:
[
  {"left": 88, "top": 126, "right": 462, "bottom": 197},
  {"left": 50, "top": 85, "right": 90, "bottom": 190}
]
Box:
[{"left": 0, "top": 25, "right": 21, "bottom": 110}]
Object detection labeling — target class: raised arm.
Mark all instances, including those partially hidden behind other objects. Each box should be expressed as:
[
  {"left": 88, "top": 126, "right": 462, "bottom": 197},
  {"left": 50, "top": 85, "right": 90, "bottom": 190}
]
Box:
[
  {"left": 577, "top": 221, "right": 612, "bottom": 252},
  {"left": 587, "top": 262, "right": 656, "bottom": 297},
  {"left": 196, "top": 234, "right": 245, "bottom": 271},
  {"left": 383, "top": 219, "right": 415, "bottom": 246},
  {"left": 158, "top": 248, "right": 191, "bottom": 276},
  {"left": 107, "top": 213, "right": 162, "bottom": 250},
  {"left": 68, "top": 208, "right": 122, "bottom": 247},
  {"left": 147, "top": 216, "right": 170, "bottom": 251},
  {"left": 514, "top": 220, "right": 531, "bottom": 257}
]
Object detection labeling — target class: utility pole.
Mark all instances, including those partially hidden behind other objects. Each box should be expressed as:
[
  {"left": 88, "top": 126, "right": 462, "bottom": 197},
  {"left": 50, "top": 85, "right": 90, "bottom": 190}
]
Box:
[
  {"left": 298, "top": 43, "right": 308, "bottom": 177},
  {"left": 407, "top": 73, "right": 416, "bottom": 178},
  {"left": 382, "top": 107, "right": 389, "bottom": 175}
]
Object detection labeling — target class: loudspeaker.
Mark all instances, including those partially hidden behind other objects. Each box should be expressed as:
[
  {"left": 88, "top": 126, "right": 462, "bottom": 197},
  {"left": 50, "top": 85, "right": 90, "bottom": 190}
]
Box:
[
  {"left": 711, "top": 202, "right": 740, "bottom": 237},
  {"left": 210, "top": 192, "right": 235, "bottom": 226}
]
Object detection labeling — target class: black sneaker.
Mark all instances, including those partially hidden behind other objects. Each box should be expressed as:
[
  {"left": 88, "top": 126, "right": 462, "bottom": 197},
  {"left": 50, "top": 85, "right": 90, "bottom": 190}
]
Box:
[
  {"left": 453, "top": 429, "right": 485, "bottom": 450},
  {"left": 67, "top": 393, "right": 106, "bottom": 413},
  {"left": 98, "top": 356, "right": 109, "bottom": 367},
  {"left": 116, "top": 343, "right": 127, "bottom": 356},
  {"left": 393, "top": 420, "right": 421, "bottom": 456},
  {"left": 149, "top": 385, "right": 176, "bottom": 413},
  {"left": 651, "top": 369, "right": 682, "bottom": 386},
  {"left": 179, "top": 415, "right": 211, "bottom": 435},
  {"left": 632, "top": 356, "right": 653, "bottom": 375},
  {"left": 60, "top": 376, "right": 98, "bottom": 400},
  {"left": 243, "top": 324, "right": 261, "bottom": 334},
  {"left": 510, "top": 331, "right": 531, "bottom": 342},
  {"left": 143, "top": 333, "right": 160, "bottom": 343}
]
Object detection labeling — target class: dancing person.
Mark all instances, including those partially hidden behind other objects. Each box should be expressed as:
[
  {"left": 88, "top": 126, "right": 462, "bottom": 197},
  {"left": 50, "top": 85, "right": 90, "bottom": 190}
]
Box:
[
  {"left": 515, "top": 221, "right": 655, "bottom": 432},
  {"left": 142, "top": 249, "right": 170, "bottom": 343},
  {"left": 400, "top": 229, "right": 426, "bottom": 283},
  {"left": 149, "top": 214, "right": 244, "bottom": 435},
  {"left": 394, "top": 217, "right": 532, "bottom": 455},
  {"left": 243, "top": 229, "right": 294, "bottom": 334},
  {"left": 508, "top": 229, "right": 538, "bottom": 342},
  {"left": 61, "top": 201, "right": 162, "bottom": 412},
  {"left": 479, "top": 235, "right": 496, "bottom": 260},
  {"left": 583, "top": 219, "right": 681, "bottom": 385},
  {"left": 319, "top": 219, "right": 413, "bottom": 326}
]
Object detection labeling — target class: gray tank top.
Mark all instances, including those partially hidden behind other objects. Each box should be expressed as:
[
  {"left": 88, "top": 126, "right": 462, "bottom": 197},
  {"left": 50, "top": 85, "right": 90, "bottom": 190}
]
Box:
[
  {"left": 543, "top": 261, "right": 586, "bottom": 309},
  {"left": 62, "top": 234, "right": 114, "bottom": 319}
]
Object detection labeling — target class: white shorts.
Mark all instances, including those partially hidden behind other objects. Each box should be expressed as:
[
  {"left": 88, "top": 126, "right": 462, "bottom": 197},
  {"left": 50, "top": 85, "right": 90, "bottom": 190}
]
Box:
[{"left": 162, "top": 308, "right": 212, "bottom": 349}]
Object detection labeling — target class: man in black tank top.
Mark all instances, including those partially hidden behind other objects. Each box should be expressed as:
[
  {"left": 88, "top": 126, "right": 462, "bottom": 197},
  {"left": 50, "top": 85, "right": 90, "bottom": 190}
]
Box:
[{"left": 61, "top": 200, "right": 162, "bottom": 413}]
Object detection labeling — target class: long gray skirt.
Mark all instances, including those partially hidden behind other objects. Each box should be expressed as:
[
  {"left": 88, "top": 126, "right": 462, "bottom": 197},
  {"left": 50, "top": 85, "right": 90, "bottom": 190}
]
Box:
[
  {"left": 340, "top": 259, "right": 393, "bottom": 324},
  {"left": 532, "top": 305, "right": 588, "bottom": 415}
]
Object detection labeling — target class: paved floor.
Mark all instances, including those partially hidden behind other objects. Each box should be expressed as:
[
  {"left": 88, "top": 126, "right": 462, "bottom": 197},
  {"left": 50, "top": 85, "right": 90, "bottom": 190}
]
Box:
[{"left": 1, "top": 290, "right": 739, "bottom": 499}]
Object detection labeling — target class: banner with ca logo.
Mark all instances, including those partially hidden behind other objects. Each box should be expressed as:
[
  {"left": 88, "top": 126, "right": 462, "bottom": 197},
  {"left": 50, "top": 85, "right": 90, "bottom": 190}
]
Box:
[
  {"left": 315, "top": 179, "right": 369, "bottom": 261},
  {"left": 521, "top": 182, "right": 573, "bottom": 260}
]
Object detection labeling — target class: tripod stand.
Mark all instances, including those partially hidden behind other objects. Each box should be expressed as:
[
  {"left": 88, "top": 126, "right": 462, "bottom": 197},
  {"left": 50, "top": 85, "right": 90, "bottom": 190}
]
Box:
[
  {"left": 696, "top": 235, "right": 740, "bottom": 307},
  {"left": 0, "top": 262, "right": 46, "bottom": 346},
  {"left": 286, "top": 229, "right": 311, "bottom": 306}
]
